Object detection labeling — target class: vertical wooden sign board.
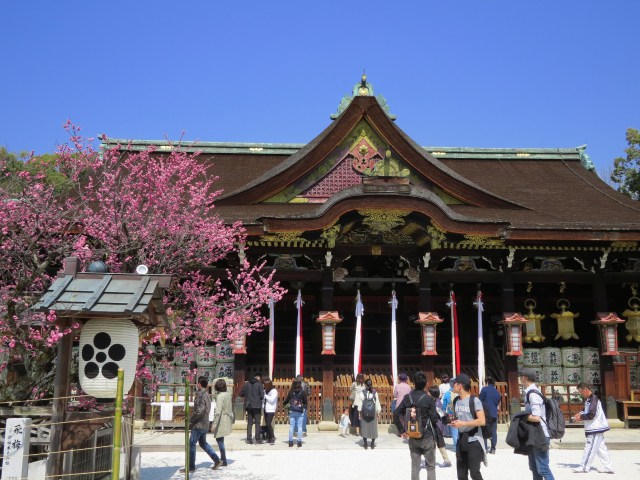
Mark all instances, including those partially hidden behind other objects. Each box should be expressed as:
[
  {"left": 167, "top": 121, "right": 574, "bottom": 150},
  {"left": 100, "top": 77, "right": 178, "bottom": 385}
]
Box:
[{"left": 2, "top": 418, "right": 32, "bottom": 480}]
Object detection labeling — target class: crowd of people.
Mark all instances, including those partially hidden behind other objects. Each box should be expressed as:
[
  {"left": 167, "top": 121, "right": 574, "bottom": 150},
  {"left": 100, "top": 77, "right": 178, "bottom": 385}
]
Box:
[{"left": 181, "top": 370, "right": 614, "bottom": 479}]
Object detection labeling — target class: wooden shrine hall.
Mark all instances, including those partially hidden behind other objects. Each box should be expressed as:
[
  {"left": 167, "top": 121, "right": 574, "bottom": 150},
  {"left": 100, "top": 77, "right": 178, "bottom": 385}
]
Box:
[{"left": 103, "top": 76, "right": 640, "bottom": 425}]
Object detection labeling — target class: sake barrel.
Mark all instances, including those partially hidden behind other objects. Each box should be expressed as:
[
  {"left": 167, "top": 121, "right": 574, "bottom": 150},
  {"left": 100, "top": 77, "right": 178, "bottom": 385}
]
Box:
[
  {"left": 543, "top": 366, "right": 563, "bottom": 385},
  {"left": 517, "top": 354, "right": 524, "bottom": 365},
  {"left": 541, "top": 347, "right": 562, "bottom": 366},
  {"left": 523, "top": 348, "right": 542, "bottom": 367},
  {"left": 215, "top": 360, "right": 234, "bottom": 379},
  {"left": 175, "top": 366, "right": 191, "bottom": 385},
  {"left": 561, "top": 347, "right": 582, "bottom": 367},
  {"left": 155, "top": 345, "right": 175, "bottom": 363},
  {"left": 549, "top": 386, "right": 568, "bottom": 403},
  {"left": 216, "top": 341, "right": 234, "bottom": 361},
  {"left": 174, "top": 346, "right": 195, "bottom": 366},
  {"left": 154, "top": 366, "right": 174, "bottom": 384},
  {"left": 581, "top": 347, "right": 600, "bottom": 367},
  {"left": 582, "top": 367, "right": 601, "bottom": 385},
  {"left": 198, "top": 367, "right": 216, "bottom": 383},
  {"left": 197, "top": 346, "right": 216, "bottom": 366},
  {"left": 563, "top": 367, "right": 582, "bottom": 384}
]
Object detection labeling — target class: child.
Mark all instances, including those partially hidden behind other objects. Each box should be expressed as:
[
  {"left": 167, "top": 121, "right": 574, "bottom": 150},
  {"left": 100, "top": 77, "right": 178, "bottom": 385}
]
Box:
[
  {"left": 339, "top": 407, "right": 351, "bottom": 436},
  {"left": 428, "top": 385, "right": 453, "bottom": 468}
]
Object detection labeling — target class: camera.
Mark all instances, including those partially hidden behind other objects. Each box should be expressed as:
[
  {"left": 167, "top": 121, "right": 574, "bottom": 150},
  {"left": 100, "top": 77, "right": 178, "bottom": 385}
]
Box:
[{"left": 441, "top": 413, "right": 456, "bottom": 425}]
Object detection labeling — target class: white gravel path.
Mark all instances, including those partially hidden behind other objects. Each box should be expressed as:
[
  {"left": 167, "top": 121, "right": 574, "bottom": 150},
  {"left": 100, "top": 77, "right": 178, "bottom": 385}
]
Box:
[{"left": 141, "top": 447, "right": 639, "bottom": 480}]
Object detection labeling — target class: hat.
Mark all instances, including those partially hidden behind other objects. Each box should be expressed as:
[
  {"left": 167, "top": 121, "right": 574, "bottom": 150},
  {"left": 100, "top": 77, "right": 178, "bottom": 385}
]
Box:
[
  {"left": 452, "top": 373, "right": 471, "bottom": 388},
  {"left": 398, "top": 373, "right": 408, "bottom": 381},
  {"left": 519, "top": 368, "right": 538, "bottom": 382}
]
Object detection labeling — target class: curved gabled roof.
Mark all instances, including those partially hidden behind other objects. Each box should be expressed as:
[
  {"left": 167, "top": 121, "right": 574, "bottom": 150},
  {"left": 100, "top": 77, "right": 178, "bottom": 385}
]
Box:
[{"left": 216, "top": 96, "right": 521, "bottom": 209}]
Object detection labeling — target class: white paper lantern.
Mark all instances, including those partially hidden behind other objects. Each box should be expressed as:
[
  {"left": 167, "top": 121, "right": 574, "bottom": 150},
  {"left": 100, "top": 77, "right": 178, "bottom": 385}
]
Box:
[{"left": 79, "top": 318, "right": 138, "bottom": 398}]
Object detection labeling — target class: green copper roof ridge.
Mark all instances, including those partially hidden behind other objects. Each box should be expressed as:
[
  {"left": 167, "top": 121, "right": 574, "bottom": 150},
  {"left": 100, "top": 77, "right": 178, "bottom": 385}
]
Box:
[
  {"left": 102, "top": 138, "right": 306, "bottom": 149},
  {"left": 103, "top": 138, "right": 583, "bottom": 154}
]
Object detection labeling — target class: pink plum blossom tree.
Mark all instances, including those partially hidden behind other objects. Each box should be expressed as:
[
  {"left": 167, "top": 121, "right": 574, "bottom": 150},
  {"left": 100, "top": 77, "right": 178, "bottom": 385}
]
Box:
[{"left": 0, "top": 122, "right": 285, "bottom": 401}]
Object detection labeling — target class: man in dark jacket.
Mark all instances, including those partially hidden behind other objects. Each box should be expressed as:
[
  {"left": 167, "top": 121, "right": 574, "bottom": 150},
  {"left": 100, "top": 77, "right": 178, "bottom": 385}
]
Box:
[
  {"left": 396, "top": 371, "right": 441, "bottom": 480},
  {"left": 240, "top": 372, "right": 265, "bottom": 444},
  {"left": 180, "top": 376, "right": 221, "bottom": 472},
  {"left": 479, "top": 376, "right": 501, "bottom": 453}
]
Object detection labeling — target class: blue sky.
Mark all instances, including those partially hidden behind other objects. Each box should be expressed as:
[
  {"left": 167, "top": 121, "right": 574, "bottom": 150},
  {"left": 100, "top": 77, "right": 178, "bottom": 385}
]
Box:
[{"left": 1, "top": 1, "right": 638, "bottom": 177}]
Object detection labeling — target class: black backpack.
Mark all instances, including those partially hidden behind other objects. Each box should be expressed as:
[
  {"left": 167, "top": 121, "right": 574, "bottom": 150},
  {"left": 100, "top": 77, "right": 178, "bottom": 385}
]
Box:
[
  {"left": 526, "top": 390, "right": 565, "bottom": 440},
  {"left": 454, "top": 394, "right": 492, "bottom": 440},
  {"left": 290, "top": 391, "right": 304, "bottom": 413},
  {"left": 361, "top": 390, "right": 377, "bottom": 420}
]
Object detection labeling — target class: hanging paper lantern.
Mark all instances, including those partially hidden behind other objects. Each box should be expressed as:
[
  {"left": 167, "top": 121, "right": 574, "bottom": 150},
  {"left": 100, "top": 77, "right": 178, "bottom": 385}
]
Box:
[
  {"left": 523, "top": 299, "right": 545, "bottom": 343},
  {"left": 79, "top": 319, "right": 138, "bottom": 398},
  {"left": 551, "top": 299, "right": 579, "bottom": 341}
]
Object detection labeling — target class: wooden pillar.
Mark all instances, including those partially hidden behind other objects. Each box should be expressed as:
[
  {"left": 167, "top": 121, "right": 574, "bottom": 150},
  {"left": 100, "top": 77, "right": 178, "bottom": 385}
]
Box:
[
  {"left": 320, "top": 264, "right": 336, "bottom": 423},
  {"left": 501, "top": 274, "right": 520, "bottom": 414},
  {"left": 592, "top": 273, "right": 617, "bottom": 417},
  {"left": 321, "top": 264, "right": 334, "bottom": 311},
  {"left": 233, "top": 353, "right": 247, "bottom": 400},
  {"left": 419, "top": 269, "right": 435, "bottom": 384},
  {"left": 46, "top": 323, "right": 73, "bottom": 479}
]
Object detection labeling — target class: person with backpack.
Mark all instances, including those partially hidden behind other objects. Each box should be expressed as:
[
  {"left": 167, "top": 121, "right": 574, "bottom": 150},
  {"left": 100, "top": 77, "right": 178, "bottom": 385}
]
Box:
[
  {"left": 283, "top": 379, "right": 307, "bottom": 447},
  {"left": 571, "top": 383, "right": 614, "bottom": 474},
  {"left": 479, "top": 376, "right": 501, "bottom": 454},
  {"left": 296, "top": 374, "right": 311, "bottom": 437},
  {"left": 451, "top": 373, "right": 486, "bottom": 480},
  {"left": 355, "top": 378, "right": 381, "bottom": 449},
  {"left": 520, "top": 368, "right": 556, "bottom": 480},
  {"left": 396, "top": 371, "right": 440, "bottom": 480}
]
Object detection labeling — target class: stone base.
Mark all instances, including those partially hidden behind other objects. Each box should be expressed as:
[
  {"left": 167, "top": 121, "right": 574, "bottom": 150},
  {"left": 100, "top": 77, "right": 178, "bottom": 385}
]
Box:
[
  {"left": 608, "top": 419, "right": 625, "bottom": 429},
  {"left": 232, "top": 420, "right": 247, "bottom": 431},
  {"left": 316, "top": 421, "right": 338, "bottom": 432}
]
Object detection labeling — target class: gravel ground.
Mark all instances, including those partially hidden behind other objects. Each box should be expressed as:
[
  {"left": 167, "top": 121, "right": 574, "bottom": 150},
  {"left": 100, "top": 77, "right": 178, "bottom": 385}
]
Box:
[{"left": 141, "top": 445, "right": 640, "bottom": 480}]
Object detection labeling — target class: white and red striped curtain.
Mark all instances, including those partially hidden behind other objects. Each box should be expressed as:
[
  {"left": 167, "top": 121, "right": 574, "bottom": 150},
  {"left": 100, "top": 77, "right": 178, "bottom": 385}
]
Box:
[
  {"left": 353, "top": 290, "right": 364, "bottom": 378},
  {"left": 295, "top": 290, "right": 304, "bottom": 377}
]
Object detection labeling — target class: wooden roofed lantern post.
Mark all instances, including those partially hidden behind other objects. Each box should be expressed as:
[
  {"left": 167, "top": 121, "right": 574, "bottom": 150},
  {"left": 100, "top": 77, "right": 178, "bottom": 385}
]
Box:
[
  {"left": 592, "top": 313, "right": 625, "bottom": 356},
  {"left": 32, "top": 257, "right": 173, "bottom": 479},
  {"left": 316, "top": 311, "right": 342, "bottom": 430}
]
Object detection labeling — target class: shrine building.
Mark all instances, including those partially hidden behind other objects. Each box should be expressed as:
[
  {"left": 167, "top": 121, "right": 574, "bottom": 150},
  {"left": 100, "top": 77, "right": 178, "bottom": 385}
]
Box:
[{"left": 102, "top": 76, "right": 640, "bottom": 425}]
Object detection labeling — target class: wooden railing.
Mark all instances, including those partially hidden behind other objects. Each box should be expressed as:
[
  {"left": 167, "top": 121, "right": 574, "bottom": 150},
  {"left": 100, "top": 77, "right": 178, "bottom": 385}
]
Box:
[{"left": 271, "top": 381, "right": 322, "bottom": 425}]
